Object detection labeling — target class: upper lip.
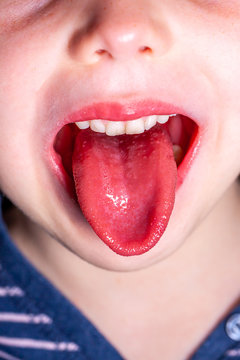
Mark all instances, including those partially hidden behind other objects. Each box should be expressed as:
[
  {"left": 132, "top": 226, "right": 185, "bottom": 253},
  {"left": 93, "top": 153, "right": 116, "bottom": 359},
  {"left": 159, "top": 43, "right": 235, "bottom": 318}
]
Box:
[
  {"left": 66, "top": 100, "right": 193, "bottom": 124},
  {"left": 40, "top": 94, "right": 204, "bottom": 156},
  {"left": 41, "top": 97, "right": 201, "bottom": 154}
]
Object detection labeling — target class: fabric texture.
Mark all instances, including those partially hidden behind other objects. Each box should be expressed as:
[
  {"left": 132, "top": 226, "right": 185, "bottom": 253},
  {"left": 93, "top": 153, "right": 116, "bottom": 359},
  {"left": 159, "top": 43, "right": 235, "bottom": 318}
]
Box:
[{"left": 0, "top": 196, "right": 240, "bottom": 360}]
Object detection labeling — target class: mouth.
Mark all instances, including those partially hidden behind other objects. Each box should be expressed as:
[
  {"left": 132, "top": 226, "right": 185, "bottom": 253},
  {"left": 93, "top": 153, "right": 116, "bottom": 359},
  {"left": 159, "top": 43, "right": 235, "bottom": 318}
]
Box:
[{"left": 52, "top": 101, "right": 199, "bottom": 257}]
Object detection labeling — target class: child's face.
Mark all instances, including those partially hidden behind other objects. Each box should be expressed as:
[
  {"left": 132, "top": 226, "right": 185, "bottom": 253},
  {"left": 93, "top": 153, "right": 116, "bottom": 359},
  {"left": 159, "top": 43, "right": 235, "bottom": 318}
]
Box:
[{"left": 1, "top": 0, "right": 240, "bottom": 271}]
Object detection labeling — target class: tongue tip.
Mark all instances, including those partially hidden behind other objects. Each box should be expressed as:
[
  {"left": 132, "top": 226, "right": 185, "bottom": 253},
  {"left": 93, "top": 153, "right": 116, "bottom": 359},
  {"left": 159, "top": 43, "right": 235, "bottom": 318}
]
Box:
[
  {"left": 97, "top": 220, "right": 170, "bottom": 257},
  {"left": 106, "top": 241, "right": 157, "bottom": 257},
  {"left": 103, "top": 239, "right": 159, "bottom": 257}
]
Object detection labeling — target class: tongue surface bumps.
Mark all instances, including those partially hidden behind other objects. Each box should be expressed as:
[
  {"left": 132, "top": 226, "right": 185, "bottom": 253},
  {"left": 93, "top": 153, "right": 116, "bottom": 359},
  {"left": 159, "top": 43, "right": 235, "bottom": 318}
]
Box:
[{"left": 72, "top": 124, "right": 177, "bottom": 256}]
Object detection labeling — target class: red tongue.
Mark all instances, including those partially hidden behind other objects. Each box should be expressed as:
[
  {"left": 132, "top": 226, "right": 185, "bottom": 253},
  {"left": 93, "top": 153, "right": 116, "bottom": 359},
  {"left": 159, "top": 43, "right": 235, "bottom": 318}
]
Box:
[{"left": 72, "top": 124, "right": 177, "bottom": 256}]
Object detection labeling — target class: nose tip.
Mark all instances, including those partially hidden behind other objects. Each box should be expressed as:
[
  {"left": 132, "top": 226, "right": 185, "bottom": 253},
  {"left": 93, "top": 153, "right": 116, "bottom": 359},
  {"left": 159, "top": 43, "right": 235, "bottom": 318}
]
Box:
[
  {"left": 93, "top": 24, "right": 154, "bottom": 60},
  {"left": 69, "top": 6, "right": 172, "bottom": 64}
]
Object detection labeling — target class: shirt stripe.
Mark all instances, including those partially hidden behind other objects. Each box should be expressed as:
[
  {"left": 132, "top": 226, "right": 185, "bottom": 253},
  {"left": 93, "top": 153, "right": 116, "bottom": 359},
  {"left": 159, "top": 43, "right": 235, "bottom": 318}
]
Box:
[
  {"left": 0, "top": 287, "right": 24, "bottom": 297},
  {"left": 0, "top": 313, "right": 52, "bottom": 324},
  {"left": 0, "top": 350, "right": 21, "bottom": 360},
  {"left": 226, "top": 348, "right": 240, "bottom": 357},
  {"left": 0, "top": 337, "right": 79, "bottom": 352}
]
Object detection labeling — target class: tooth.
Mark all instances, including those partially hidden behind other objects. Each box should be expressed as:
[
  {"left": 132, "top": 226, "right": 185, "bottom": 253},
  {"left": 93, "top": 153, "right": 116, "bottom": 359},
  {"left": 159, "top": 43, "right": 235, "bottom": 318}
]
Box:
[
  {"left": 76, "top": 114, "right": 176, "bottom": 136},
  {"left": 126, "top": 119, "right": 145, "bottom": 134},
  {"left": 76, "top": 121, "right": 90, "bottom": 129},
  {"left": 90, "top": 119, "right": 106, "bottom": 133},
  {"left": 157, "top": 115, "right": 170, "bottom": 124},
  {"left": 106, "top": 121, "right": 125, "bottom": 136},
  {"left": 144, "top": 115, "right": 157, "bottom": 130}
]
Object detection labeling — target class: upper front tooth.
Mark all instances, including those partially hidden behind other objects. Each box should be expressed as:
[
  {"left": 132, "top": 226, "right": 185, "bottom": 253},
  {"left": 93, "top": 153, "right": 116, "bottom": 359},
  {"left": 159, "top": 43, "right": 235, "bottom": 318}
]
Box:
[
  {"left": 157, "top": 115, "right": 170, "bottom": 124},
  {"left": 145, "top": 115, "right": 157, "bottom": 130},
  {"left": 106, "top": 121, "right": 125, "bottom": 136},
  {"left": 76, "top": 121, "right": 90, "bottom": 129},
  {"left": 76, "top": 114, "right": 174, "bottom": 135},
  {"left": 90, "top": 119, "right": 105, "bottom": 133},
  {"left": 126, "top": 119, "right": 145, "bottom": 134}
]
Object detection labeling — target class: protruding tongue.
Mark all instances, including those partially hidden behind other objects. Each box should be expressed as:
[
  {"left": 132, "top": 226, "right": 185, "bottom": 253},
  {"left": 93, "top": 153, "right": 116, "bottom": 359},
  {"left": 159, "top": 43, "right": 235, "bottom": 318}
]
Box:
[{"left": 72, "top": 124, "right": 177, "bottom": 256}]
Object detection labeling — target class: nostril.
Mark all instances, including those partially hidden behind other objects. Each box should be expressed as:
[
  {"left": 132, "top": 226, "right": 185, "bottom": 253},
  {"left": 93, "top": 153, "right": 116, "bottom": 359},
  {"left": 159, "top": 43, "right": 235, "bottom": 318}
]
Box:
[
  {"left": 95, "top": 49, "right": 106, "bottom": 55},
  {"left": 95, "top": 46, "right": 153, "bottom": 60},
  {"left": 95, "top": 48, "right": 113, "bottom": 59},
  {"left": 139, "top": 46, "right": 153, "bottom": 55}
]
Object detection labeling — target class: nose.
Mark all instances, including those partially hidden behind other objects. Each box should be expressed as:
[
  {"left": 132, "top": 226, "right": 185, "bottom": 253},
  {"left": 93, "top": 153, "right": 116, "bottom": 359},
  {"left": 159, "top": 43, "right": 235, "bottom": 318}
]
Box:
[{"left": 69, "top": 0, "right": 173, "bottom": 64}]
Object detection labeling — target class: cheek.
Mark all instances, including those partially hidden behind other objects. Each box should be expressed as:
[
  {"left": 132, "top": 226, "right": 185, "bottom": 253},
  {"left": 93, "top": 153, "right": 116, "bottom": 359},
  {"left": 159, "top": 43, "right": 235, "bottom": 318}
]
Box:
[
  {"left": 0, "top": 25, "right": 68, "bottom": 167},
  {"left": 176, "top": 5, "right": 240, "bottom": 163},
  {"left": 0, "top": 4, "right": 74, "bottom": 116},
  {"left": 0, "top": 32, "right": 58, "bottom": 201},
  {"left": 0, "top": 33, "right": 59, "bottom": 99}
]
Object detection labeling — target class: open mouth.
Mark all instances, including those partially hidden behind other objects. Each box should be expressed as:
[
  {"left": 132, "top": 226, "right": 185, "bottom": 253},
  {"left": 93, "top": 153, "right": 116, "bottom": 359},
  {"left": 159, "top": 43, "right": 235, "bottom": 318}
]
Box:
[{"left": 53, "top": 106, "right": 198, "bottom": 257}]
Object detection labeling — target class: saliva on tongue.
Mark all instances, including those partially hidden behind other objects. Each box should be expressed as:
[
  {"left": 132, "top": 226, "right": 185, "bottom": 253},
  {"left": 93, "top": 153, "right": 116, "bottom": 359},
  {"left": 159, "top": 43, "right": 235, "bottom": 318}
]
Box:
[{"left": 72, "top": 123, "right": 177, "bottom": 256}]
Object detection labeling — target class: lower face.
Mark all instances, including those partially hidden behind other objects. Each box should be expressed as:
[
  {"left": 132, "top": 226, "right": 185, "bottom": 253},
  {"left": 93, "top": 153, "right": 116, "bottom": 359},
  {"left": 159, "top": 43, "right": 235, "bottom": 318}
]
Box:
[{"left": 0, "top": 0, "right": 240, "bottom": 271}]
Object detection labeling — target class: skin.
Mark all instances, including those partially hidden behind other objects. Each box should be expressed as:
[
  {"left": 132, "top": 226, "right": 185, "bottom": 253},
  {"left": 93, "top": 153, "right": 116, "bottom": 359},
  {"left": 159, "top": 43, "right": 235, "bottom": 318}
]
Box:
[{"left": 1, "top": 0, "right": 240, "bottom": 359}]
